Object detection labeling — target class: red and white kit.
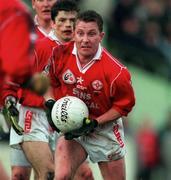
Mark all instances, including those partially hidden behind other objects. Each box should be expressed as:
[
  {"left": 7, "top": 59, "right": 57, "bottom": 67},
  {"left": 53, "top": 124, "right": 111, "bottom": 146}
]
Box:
[
  {"left": 34, "top": 15, "right": 50, "bottom": 40},
  {"left": 0, "top": 0, "right": 35, "bottom": 106},
  {"left": 49, "top": 42, "right": 135, "bottom": 162},
  {"left": 10, "top": 31, "right": 60, "bottom": 151}
]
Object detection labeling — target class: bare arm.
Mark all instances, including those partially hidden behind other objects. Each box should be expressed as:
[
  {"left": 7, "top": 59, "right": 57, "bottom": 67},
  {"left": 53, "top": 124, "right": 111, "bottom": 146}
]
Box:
[{"left": 96, "top": 108, "right": 121, "bottom": 125}]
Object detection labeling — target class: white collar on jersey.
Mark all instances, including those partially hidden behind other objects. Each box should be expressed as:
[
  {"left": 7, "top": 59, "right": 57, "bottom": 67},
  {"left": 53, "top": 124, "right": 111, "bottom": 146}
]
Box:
[
  {"left": 72, "top": 43, "right": 103, "bottom": 73},
  {"left": 34, "top": 15, "right": 39, "bottom": 26},
  {"left": 34, "top": 15, "right": 49, "bottom": 37},
  {"left": 72, "top": 43, "right": 102, "bottom": 60},
  {"left": 48, "top": 30, "right": 61, "bottom": 44}
]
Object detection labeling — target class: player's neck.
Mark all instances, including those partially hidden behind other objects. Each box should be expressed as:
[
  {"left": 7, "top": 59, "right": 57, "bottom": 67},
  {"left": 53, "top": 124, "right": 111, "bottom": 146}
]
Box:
[
  {"left": 54, "top": 32, "right": 66, "bottom": 44},
  {"left": 37, "top": 17, "right": 52, "bottom": 34},
  {"left": 77, "top": 54, "right": 94, "bottom": 68}
]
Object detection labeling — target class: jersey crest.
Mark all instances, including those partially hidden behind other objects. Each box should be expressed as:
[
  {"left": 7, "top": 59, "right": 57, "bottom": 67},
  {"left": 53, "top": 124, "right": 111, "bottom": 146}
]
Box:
[
  {"left": 62, "top": 69, "right": 76, "bottom": 84},
  {"left": 92, "top": 80, "right": 103, "bottom": 90}
]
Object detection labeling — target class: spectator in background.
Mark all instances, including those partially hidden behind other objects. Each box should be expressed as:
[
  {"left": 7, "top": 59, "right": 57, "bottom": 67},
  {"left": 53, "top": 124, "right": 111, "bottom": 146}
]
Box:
[
  {"left": 158, "top": 21, "right": 171, "bottom": 67},
  {"left": 106, "top": 0, "right": 171, "bottom": 78},
  {"left": 107, "top": 0, "right": 143, "bottom": 50},
  {"left": 136, "top": 119, "right": 160, "bottom": 180},
  {"left": 159, "top": 110, "right": 171, "bottom": 180},
  {"left": 141, "top": 19, "right": 171, "bottom": 75},
  {"left": 143, "top": 20, "right": 161, "bottom": 47},
  {"left": 135, "top": 0, "right": 165, "bottom": 23},
  {"left": 110, "top": 0, "right": 136, "bottom": 33}
]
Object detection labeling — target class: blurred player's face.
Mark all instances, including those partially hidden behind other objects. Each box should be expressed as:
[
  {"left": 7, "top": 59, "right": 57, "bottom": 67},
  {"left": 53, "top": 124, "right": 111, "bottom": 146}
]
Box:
[
  {"left": 32, "top": 0, "right": 56, "bottom": 21},
  {"left": 74, "top": 21, "right": 104, "bottom": 61},
  {"left": 52, "top": 11, "right": 77, "bottom": 43}
]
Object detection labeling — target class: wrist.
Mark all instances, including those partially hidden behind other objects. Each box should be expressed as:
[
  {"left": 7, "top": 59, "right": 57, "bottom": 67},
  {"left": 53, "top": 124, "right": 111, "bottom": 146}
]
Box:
[
  {"left": 5, "top": 96, "right": 17, "bottom": 106},
  {"left": 93, "top": 119, "right": 98, "bottom": 128},
  {"left": 44, "top": 99, "right": 55, "bottom": 110}
]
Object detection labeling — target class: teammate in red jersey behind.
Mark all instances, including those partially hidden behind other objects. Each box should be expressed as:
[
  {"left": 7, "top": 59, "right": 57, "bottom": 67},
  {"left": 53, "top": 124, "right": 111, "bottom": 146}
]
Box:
[
  {"left": 10, "top": 1, "right": 94, "bottom": 180},
  {"left": 0, "top": 0, "right": 35, "bottom": 106},
  {"left": 46, "top": 10, "right": 135, "bottom": 180},
  {"left": 32, "top": 0, "right": 56, "bottom": 39},
  {"left": 0, "top": 0, "right": 36, "bottom": 179},
  {"left": 9, "top": 0, "right": 56, "bottom": 179}
]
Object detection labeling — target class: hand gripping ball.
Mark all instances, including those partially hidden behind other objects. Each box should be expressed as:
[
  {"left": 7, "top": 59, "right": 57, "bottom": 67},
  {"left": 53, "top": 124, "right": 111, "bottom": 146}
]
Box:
[{"left": 51, "top": 96, "right": 89, "bottom": 133}]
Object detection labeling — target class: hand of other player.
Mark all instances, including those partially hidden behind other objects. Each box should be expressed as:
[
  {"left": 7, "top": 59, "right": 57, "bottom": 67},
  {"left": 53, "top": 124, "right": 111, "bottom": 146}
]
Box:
[
  {"left": 3, "top": 96, "right": 24, "bottom": 135},
  {"left": 22, "top": 72, "right": 50, "bottom": 96},
  {"left": 44, "top": 99, "right": 60, "bottom": 133},
  {"left": 64, "top": 118, "right": 98, "bottom": 140}
]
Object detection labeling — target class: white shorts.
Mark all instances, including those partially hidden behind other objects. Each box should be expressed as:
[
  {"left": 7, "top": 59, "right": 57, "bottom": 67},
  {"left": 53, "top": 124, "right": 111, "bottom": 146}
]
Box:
[
  {"left": 75, "top": 118, "right": 125, "bottom": 163},
  {"left": 10, "top": 148, "right": 31, "bottom": 167},
  {"left": 10, "top": 105, "right": 57, "bottom": 151}
]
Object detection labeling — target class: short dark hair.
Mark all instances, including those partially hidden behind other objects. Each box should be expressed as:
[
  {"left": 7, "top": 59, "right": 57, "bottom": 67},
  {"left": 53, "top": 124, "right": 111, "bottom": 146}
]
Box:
[
  {"left": 75, "top": 10, "right": 103, "bottom": 32},
  {"left": 51, "top": 0, "right": 79, "bottom": 21}
]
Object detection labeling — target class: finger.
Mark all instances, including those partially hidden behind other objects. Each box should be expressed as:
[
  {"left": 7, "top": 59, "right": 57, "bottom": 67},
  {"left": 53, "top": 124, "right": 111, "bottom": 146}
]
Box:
[
  {"left": 10, "top": 116, "right": 24, "bottom": 135},
  {"left": 10, "top": 107, "right": 19, "bottom": 116},
  {"left": 64, "top": 133, "right": 76, "bottom": 140}
]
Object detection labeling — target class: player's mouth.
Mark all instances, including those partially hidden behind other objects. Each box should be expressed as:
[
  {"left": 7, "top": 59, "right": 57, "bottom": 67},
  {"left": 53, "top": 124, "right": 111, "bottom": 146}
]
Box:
[
  {"left": 63, "top": 30, "right": 72, "bottom": 35},
  {"left": 81, "top": 45, "right": 91, "bottom": 49},
  {"left": 42, "top": 9, "right": 51, "bottom": 15}
]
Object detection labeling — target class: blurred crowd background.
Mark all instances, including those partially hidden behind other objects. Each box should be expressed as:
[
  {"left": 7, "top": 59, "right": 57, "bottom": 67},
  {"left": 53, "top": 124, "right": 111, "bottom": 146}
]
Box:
[{"left": 1, "top": 0, "right": 171, "bottom": 180}]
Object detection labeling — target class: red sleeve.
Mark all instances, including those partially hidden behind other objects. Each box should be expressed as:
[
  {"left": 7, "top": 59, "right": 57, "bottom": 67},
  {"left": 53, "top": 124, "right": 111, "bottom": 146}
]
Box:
[
  {"left": 1, "top": 11, "right": 36, "bottom": 103},
  {"left": 34, "top": 38, "right": 54, "bottom": 73},
  {"left": 1, "top": 12, "right": 35, "bottom": 84},
  {"left": 111, "top": 68, "right": 135, "bottom": 116},
  {"left": 49, "top": 46, "right": 62, "bottom": 88},
  {"left": 2, "top": 80, "right": 19, "bottom": 101},
  {"left": 0, "top": 1, "right": 37, "bottom": 105},
  {"left": 15, "top": 39, "right": 55, "bottom": 108},
  {"left": 35, "top": 26, "right": 46, "bottom": 40},
  {"left": 17, "top": 89, "right": 45, "bottom": 108}
]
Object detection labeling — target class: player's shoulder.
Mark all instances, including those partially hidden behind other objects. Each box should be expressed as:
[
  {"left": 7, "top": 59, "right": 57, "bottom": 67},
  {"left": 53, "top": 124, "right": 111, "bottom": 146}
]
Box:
[
  {"left": 52, "top": 41, "right": 74, "bottom": 56},
  {"left": 102, "top": 48, "right": 126, "bottom": 69},
  {"left": 0, "top": 0, "right": 27, "bottom": 12},
  {"left": 0, "top": 0, "right": 31, "bottom": 28},
  {"left": 102, "top": 48, "right": 131, "bottom": 78},
  {"left": 35, "top": 27, "right": 46, "bottom": 40},
  {"left": 36, "top": 37, "right": 57, "bottom": 50}
]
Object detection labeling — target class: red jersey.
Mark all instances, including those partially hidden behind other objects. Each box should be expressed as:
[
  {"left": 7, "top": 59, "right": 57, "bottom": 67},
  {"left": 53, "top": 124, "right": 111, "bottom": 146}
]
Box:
[
  {"left": 0, "top": 0, "right": 35, "bottom": 105},
  {"left": 34, "top": 37, "right": 59, "bottom": 72},
  {"left": 34, "top": 15, "right": 50, "bottom": 40},
  {"left": 35, "top": 27, "right": 46, "bottom": 40},
  {"left": 18, "top": 33, "right": 60, "bottom": 107},
  {"left": 33, "top": 28, "right": 62, "bottom": 73},
  {"left": 50, "top": 42, "right": 135, "bottom": 118}
]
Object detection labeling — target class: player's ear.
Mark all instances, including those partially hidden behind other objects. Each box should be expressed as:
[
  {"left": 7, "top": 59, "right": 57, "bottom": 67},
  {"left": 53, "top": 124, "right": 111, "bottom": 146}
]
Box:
[
  {"left": 51, "top": 21, "right": 56, "bottom": 29},
  {"left": 73, "top": 31, "right": 76, "bottom": 41},
  {"left": 100, "top": 32, "right": 105, "bottom": 42},
  {"left": 32, "top": 0, "right": 35, "bottom": 9}
]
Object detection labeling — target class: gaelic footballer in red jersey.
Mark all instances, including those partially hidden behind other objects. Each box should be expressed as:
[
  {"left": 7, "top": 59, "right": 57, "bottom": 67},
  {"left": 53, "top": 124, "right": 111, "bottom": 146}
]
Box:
[
  {"left": 6, "top": 0, "right": 56, "bottom": 179},
  {"left": 48, "top": 10, "right": 135, "bottom": 180},
  {"left": 0, "top": 0, "right": 36, "bottom": 106},
  {"left": 32, "top": 0, "right": 56, "bottom": 39},
  {"left": 18, "top": 0, "right": 79, "bottom": 106},
  {"left": 0, "top": 0, "right": 36, "bottom": 179},
  {"left": 10, "top": 2, "right": 93, "bottom": 180}
]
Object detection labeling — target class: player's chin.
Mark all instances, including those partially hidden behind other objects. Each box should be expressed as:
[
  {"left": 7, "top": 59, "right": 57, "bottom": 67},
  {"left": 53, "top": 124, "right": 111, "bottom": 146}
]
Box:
[
  {"left": 63, "top": 36, "right": 73, "bottom": 42},
  {"left": 80, "top": 48, "right": 92, "bottom": 55},
  {"left": 42, "top": 15, "right": 51, "bottom": 21}
]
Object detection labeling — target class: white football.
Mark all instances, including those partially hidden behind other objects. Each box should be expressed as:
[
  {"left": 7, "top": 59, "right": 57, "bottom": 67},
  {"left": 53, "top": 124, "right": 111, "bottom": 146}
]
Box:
[{"left": 51, "top": 96, "right": 89, "bottom": 133}]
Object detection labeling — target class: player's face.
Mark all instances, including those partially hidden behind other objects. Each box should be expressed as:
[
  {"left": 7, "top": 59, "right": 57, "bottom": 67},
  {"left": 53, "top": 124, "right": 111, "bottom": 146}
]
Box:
[
  {"left": 74, "top": 21, "right": 104, "bottom": 60},
  {"left": 32, "top": 0, "right": 56, "bottom": 21},
  {"left": 52, "top": 11, "right": 77, "bottom": 43}
]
